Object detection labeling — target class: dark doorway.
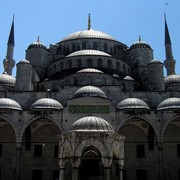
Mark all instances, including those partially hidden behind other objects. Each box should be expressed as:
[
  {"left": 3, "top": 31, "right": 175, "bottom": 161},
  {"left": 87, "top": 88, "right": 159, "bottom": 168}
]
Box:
[{"left": 79, "top": 149, "right": 102, "bottom": 180}]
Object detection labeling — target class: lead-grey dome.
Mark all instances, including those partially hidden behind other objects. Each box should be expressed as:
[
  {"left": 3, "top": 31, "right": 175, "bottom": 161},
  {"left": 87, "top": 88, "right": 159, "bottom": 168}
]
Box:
[
  {"left": 0, "top": 98, "right": 22, "bottom": 110},
  {"left": 157, "top": 97, "right": 180, "bottom": 110},
  {"left": 66, "top": 49, "right": 111, "bottom": 58},
  {"left": 18, "top": 59, "right": 30, "bottom": 64},
  {"left": 61, "top": 29, "right": 116, "bottom": 42},
  {"left": 28, "top": 40, "right": 47, "bottom": 50},
  {"left": 31, "top": 98, "right": 63, "bottom": 110},
  {"left": 71, "top": 116, "right": 114, "bottom": 132},
  {"left": 130, "top": 39, "right": 151, "bottom": 50},
  {"left": 123, "top": 76, "right": 134, "bottom": 81},
  {"left": 77, "top": 68, "right": 103, "bottom": 74},
  {"left": 73, "top": 85, "right": 107, "bottom": 98},
  {"left": 117, "top": 98, "right": 150, "bottom": 110},
  {"left": 164, "top": 75, "right": 180, "bottom": 85},
  {"left": 0, "top": 73, "right": 16, "bottom": 87}
]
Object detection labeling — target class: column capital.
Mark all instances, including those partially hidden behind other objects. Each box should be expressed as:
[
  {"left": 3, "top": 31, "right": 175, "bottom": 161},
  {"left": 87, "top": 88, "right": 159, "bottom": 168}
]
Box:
[
  {"left": 102, "top": 157, "right": 112, "bottom": 168},
  {"left": 70, "top": 157, "right": 81, "bottom": 168}
]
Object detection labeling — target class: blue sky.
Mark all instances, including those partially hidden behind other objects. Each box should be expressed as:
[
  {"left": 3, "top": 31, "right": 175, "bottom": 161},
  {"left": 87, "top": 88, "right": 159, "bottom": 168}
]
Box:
[{"left": 0, "top": 0, "right": 179, "bottom": 76}]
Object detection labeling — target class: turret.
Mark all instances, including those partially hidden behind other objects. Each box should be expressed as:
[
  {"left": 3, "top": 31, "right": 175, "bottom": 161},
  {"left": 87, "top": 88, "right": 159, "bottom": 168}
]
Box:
[
  {"left": 147, "top": 60, "right": 165, "bottom": 91},
  {"left": 164, "top": 14, "right": 176, "bottom": 76},
  {"left": 26, "top": 37, "right": 48, "bottom": 78},
  {"left": 3, "top": 16, "right": 15, "bottom": 75},
  {"left": 15, "top": 60, "right": 33, "bottom": 91},
  {"left": 129, "top": 36, "right": 153, "bottom": 80}
]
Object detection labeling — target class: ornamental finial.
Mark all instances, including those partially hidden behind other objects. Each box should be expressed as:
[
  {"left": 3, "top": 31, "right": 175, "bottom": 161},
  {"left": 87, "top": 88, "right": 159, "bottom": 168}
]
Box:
[{"left": 87, "top": 14, "right": 91, "bottom": 30}]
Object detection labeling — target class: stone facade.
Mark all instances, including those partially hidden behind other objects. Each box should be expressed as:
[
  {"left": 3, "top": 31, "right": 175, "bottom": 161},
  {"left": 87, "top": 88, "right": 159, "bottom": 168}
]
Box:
[{"left": 0, "top": 16, "right": 180, "bottom": 180}]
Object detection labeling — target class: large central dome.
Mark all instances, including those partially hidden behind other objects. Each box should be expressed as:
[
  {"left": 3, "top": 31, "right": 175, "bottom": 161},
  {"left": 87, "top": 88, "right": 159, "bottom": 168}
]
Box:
[{"left": 61, "top": 29, "right": 116, "bottom": 42}]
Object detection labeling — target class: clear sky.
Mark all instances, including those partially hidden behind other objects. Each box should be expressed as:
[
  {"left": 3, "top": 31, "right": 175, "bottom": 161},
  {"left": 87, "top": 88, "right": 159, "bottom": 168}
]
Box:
[{"left": 0, "top": 0, "right": 179, "bottom": 76}]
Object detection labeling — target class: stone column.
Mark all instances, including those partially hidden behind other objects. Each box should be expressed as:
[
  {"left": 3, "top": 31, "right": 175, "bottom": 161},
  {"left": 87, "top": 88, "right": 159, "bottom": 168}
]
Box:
[
  {"left": 102, "top": 157, "right": 112, "bottom": 180},
  {"left": 72, "top": 167, "right": 79, "bottom": 180},
  {"left": 158, "top": 142, "right": 164, "bottom": 180},
  {"left": 71, "top": 157, "right": 81, "bottom": 180},
  {"left": 59, "top": 159, "right": 66, "bottom": 180},
  {"left": 117, "top": 160, "right": 124, "bottom": 180},
  {"left": 104, "top": 167, "right": 110, "bottom": 180},
  {"left": 16, "top": 142, "right": 22, "bottom": 180}
]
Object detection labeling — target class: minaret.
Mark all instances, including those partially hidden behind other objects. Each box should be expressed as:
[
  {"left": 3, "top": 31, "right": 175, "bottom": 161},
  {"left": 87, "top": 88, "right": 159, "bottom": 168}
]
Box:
[
  {"left": 164, "top": 14, "right": 176, "bottom": 76},
  {"left": 3, "top": 15, "right": 15, "bottom": 75}
]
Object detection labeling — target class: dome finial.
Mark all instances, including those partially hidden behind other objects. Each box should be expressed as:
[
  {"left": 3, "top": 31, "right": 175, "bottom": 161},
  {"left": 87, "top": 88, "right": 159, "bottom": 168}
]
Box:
[
  {"left": 37, "top": 36, "right": 40, "bottom": 42},
  {"left": 139, "top": 35, "right": 141, "bottom": 42},
  {"left": 87, "top": 13, "right": 91, "bottom": 30}
]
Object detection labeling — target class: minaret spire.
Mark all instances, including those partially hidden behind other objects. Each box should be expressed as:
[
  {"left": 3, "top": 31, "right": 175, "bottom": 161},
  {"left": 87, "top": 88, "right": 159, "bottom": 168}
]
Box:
[
  {"left": 8, "top": 14, "right": 15, "bottom": 46},
  {"left": 3, "top": 15, "right": 16, "bottom": 75},
  {"left": 164, "top": 13, "right": 176, "bottom": 76},
  {"left": 87, "top": 14, "right": 91, "bottom": 30}
]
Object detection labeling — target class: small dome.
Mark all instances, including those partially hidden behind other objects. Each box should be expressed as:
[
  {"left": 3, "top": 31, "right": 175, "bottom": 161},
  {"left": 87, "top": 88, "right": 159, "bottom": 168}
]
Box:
[
  {"left": 73, "top": 85, "right": 107, "bottom": 98},
  {"left": 117, "top": 98, "right": 150, "bottom": 110},
  {"left": 164, "top": 75, "right": 180, "bottom": 85},
  {"left": 61, "top": 29, "right": 116, "bottom": 42},
  {"left": 123, "top": 76, "right": 134, "bottom": 81},
  {"left": 31, "top": 98, "right": 63, "bottom": 110},
  {"left": 71, "top": 116, "right": 114, "bottom": 132},
  {"left": 157, "top": 97, "right": 180, "bottom": 110},
  {"left": 66, "top": 49, "right": 111, "bottom": 58},
  {"left": 130, "top": 37, "right": 151, "bottom": 50},
  {"left": 27, "top": 38, "right": 47, "bottom": 50},
  {"left": 148, "top": 60, "right": 162, "bottom": 65},
  {"left": 0, "top": 98, "right": 22, "bottom": 110},
  {"left": 18, "top": 59, "right": 30, "bottom": 64},
  {"left": 0, "top": 73, "right": 16, "bottom": 87},
  {"left": 77, "top": 68, "right": 103, "bottom": 74}
]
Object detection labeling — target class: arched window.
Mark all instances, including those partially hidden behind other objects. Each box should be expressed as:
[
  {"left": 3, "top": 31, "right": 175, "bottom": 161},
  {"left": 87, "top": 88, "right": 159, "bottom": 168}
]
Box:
[
  {"left": 87, "top": 59, "right": 93, "bottom": 67},
  {"left": 128, "top": 67, "right": 130, "bottom": 74},
  {"left": 68, "top": 60, "right": 72, "bottom": 69},
  {"left": 104, "top": 43, "right": 108, "bottom": 52},
  {"left": 77, "top": 58, "right": 82, "bottom": 68},
  {"left": 107, "top": 59, "right": 113, "bottom": 69},
  {"left": 53, "top": 64, "right": 56, "bottom": 72},
  {"left": 72, "top": 43, "right": 76, "bottom": 52},
  {"left": 66, "top": 44, "right": 70, "bottom": 54},
  {"left": 60, "top": 62, "right": 64, "bottom": 70},
  {"left": 116, "top": 61, "right": 120, "bottom": 70},
  {"left": 123, "top": 64, "right": 126, "bottom": 73},
  {"left": 114, "top": 45, "right": 116, "bottom": 54},
  {"left": 93, "top": 42, "right": 98, "bottom": 50},
  {"left": 97, "top": 58, "right": 103, "bottom": 68},
  {"left": 82, "top": 42, "right": 86, "bottom": 49}
]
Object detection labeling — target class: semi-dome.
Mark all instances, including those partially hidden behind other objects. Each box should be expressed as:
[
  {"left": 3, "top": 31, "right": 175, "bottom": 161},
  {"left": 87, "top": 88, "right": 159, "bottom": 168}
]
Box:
[
  {"left": 73, "top": 85, "right": 107, "bottom": 98},
  {"left": 66, "top": 49, "right": 111, "bottom": 58},
  {"left": 130, "top": 37, "right": 151, "bottom": 50},
  {"left": 0, "top": 98, "right": 22, "bottom": 110},
  {"left": 157, "top": 97, "right": 180, "bottom": 110},
  {"left": 27, "top": 39, "right": 47, "bottom": 50},
  {"left": 30, "top": 98, "right": 63, "bottom": 110},
  {"left": 77, "top": 68, "right": 103, "bottom": 74},
  {"left": 117, "top": 98, "right": 150, "bottom": 110},
  {"left": 0, "top": 73, "right": 16, "bottom": 87},
  {"left": 61, "top": 29, "right": 116, "bottom": 42},
  {"left": 71, "top": 116, "right": 114, "bottom": 132},
  {"left": 164, "top": 75, "right": 180, "bottom": 85}
]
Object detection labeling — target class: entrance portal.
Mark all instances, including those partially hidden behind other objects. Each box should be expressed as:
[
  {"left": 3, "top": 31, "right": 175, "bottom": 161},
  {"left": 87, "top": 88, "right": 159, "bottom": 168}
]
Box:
[{"left": 79, "top": 150, "right": 102, "bottom": 180}]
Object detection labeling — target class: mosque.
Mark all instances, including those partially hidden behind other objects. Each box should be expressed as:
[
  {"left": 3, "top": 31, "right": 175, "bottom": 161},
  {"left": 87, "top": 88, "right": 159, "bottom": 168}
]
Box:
[{"left": 0, "top": 14, "right": 180, "bottom": 180}]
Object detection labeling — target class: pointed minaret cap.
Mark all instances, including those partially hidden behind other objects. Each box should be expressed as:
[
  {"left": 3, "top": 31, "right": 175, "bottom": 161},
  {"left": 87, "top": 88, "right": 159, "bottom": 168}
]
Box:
[
  {"left": 8, "top": 14, "right": 15, "bottom": 46},
  {"left": 164, "top": 13, "right": 172, "bottom": 45}
]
